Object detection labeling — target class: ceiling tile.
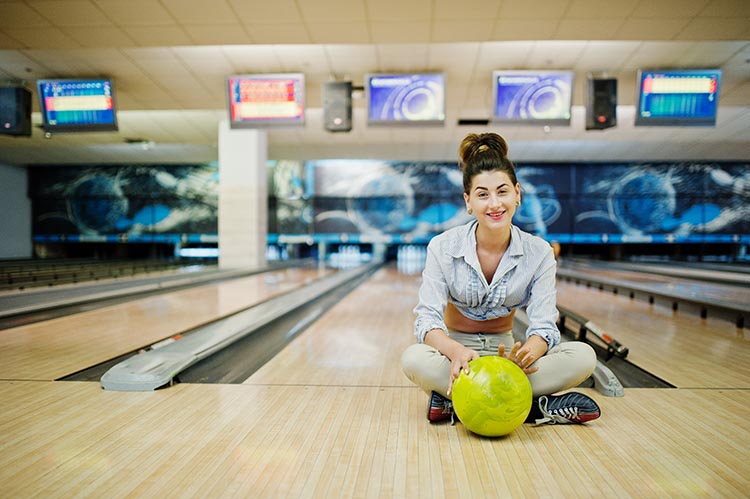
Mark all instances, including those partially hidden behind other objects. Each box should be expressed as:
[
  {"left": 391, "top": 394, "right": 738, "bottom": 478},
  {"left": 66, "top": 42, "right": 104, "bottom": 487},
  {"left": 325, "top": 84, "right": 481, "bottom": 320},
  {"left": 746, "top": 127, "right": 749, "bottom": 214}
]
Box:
[
  {"left": 431, "top": 20, "right": 494, "bottom": 43},
  {"left": 613, "top": 18, "right": 691, "bottom": 40},
  {"left": 160, "top": 0, "right": 239, "bottom": 24},
  {"left": 630, "top": 0, "right": 710, "bottom": 17},
  {"left": 62, "top": 26, "right": 137, "bottom": 48},
  {"left": 474, "top": 41, "right": 535, "bottom": 73},
  {"left": 374, "top": 44, "right": 430, "bottom": 72},
  {"left": 4, "top": 27, "right": 81, "bottom": 49},
  {"left": 0, "top": 2, "right": 51, "bottom": 29},
  {"left": 272, "top": 45, "right": 329, "bottom": 73},
  {"left": 427, "top": 43, "right": 480, "bottom": 82},
  {"left": 370, "top": 22, "right": 430, "bottom": 43},
  {"left": 182, "top": 24, "right": 251, "bottom": 45},
  {"left": 297, "top": 0, "right": 366, "bottom": 23},
  {"left": 721, "top": 82, "right": 750, "bottom": 105},
  {"left": 22, "top": 48, "right": 91, "bottom": 74},
  {"left": 527, "top": 41, "right": 588, "bottom": 67},
  {"left": 491, "top": 19, "right": 559, "bottom": 40},
  {"left": 227, "top": 0, "right": 303, "bottom": 24},
  {"left": 0, "top": 31, "right": 26, "bottom": 49},
  {"left": 366, "top": 0, "right": 431, "bottom": 22},
  {"left": 565, "top": 0, "right": 638, "bottom": 18},
  {"left": 27, "top": 0, "right": 112, "bottom": 27},
  {"left": 433, "top": 0, "right": 501, "bottom": 21},
  {"left": 701, "top": 0, "right": 750, "bottom": 16},
  {"left": 324, "top": 45, "right": 379, "bottom": 76},
  {"left": 221, "top": 45, "right": 281, "bottom": 73},
  {"left": 171, "top": 47, "right": 236, "bottom": 76},
  {"left": 554, "top": 19, "right": 626, "bottom": 40},
  {"left": 676, "top": 17, "right": 750, "bottom": 40},
  {"left": 93, "top": 0, "right": 176, "bottom": 26},
  {"left": 244, "top": 23, "right": 311, "bottom": 44},
  {"left": 307, "top": 22, "right": 370, "bottom": 44},
  {"left": 498, "top": 0, "right": 572, "bottom": 19},
  {"left": 620, "top": 41, "right": 695, "bottom": 69},
  {"left": 574, "top": 42, "right": 640, "bottom": 72},
  {"left": 122, "top": 26, "right": 193, "bottom": 46},
  {"left": 674, "top": 41, "right": 747, "bottom": 66},
  {"left": 0, "top": 50, "right": 51, "bottom": 79}
]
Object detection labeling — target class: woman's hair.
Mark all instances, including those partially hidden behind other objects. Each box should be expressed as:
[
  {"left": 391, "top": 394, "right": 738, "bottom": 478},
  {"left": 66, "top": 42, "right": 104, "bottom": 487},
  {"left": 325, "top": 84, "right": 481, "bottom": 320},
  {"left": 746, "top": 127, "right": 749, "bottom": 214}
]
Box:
[{"left": 458, "top": 132, "right": 517, "bottom": 193}]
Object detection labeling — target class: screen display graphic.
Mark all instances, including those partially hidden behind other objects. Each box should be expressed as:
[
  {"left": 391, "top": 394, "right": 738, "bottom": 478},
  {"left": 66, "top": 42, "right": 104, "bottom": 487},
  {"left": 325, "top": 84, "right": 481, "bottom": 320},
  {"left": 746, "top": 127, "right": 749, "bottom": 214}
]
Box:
[
  {"left": 37, "top": 78, "right": 117, "bottom": 132},
  {"left": 227, "top": 74, "right": 305, "bottom": 128},
  {"left": 492, "top": 70, "right": 573, "bottom": 125},
  {"left": 366, "top": 73, "right": 445, "bottom": 126},
  {"left": 635, "top": 69, "right": 721, "bottom": 127}
]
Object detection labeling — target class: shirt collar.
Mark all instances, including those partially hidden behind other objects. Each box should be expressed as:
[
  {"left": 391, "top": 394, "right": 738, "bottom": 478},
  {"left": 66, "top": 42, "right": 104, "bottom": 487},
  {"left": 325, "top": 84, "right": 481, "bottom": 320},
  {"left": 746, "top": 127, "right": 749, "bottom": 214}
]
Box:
[{"left": 447, "top": 220, "right": 525, "bottom": 260}]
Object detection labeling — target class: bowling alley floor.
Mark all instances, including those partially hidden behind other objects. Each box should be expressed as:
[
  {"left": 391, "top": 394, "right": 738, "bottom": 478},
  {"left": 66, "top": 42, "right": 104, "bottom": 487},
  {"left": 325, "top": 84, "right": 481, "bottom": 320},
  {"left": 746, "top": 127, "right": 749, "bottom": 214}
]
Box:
[
  {"left": 1, "top": 382, "right": 747, "bottom": 497},
  {"left": 1, "top": 266, "right": 748, "bottom": 497}
]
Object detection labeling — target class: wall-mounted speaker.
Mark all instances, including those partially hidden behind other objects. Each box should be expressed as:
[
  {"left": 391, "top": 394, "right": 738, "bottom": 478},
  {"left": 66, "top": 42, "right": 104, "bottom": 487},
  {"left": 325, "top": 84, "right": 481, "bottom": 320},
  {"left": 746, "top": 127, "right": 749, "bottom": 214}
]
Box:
[
  {"left": 0, "top": 86, "right": 32, "bottom": 137},
  {"left": 586, "top": 78, "right": 617, "bottom": 130},
  {"left": 323, "top": 81, "right": 352, "bottom": 132}
]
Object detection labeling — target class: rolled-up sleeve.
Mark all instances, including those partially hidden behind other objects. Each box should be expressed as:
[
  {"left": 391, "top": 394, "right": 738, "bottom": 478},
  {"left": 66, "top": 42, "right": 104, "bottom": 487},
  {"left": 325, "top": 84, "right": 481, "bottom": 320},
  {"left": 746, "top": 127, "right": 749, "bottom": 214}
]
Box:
[
  {"left": 524, "top": 250, "right": 561, "bottom": 349},
  {"left": 413, "top": 243, "right": 449, "bottom": 343}
]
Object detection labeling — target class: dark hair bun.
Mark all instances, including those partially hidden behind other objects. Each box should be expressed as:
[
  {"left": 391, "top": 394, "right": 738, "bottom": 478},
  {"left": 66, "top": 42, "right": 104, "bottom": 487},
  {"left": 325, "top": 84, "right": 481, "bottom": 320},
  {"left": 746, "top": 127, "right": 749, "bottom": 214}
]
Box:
[{"left": 458, "top": 133, "right": 509, "bottom": 168}]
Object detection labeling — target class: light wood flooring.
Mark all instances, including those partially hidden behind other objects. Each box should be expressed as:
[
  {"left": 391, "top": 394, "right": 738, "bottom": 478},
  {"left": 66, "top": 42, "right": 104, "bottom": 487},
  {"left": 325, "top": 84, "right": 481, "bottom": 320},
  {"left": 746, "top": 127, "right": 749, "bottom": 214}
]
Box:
[{"left": 1, "top": 265, "right": 748, "bottom": 497}]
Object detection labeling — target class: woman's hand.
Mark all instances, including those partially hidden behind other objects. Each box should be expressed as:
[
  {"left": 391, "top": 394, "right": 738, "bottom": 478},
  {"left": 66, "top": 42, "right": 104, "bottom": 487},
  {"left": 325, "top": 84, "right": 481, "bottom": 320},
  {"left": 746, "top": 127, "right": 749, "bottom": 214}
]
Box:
[
  {"left": 497, "top": 336, "right": 548, "bottom": 375},
  {"left": 447, "top": 345, "right": 479, "bottom": 395}
]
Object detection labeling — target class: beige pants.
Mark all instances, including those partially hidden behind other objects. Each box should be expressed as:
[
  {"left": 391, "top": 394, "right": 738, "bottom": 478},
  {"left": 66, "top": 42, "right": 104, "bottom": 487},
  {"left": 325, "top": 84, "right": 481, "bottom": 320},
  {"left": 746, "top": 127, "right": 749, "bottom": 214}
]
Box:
[{"left": 401, "top": 330, "right": 597, "bottom": 398}]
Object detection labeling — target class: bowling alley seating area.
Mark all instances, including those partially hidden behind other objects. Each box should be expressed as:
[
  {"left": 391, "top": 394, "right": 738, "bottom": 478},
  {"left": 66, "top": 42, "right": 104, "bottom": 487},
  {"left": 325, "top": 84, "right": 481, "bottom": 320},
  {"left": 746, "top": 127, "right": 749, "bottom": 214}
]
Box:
[{"left": 0, "top": 257, "right": 214, "bottom": 291}]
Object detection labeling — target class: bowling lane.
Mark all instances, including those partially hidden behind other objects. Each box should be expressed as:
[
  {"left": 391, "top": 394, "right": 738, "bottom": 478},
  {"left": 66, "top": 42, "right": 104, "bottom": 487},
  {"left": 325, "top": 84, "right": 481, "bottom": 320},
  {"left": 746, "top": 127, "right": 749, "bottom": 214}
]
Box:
[
  {"left": 556, "top": 280, "right": 750, "bottom": 389},
  {"left": 560, "top": 262, "right": 750, "bottom": 309},
  {"left": 244, "top": 265, "right": 420, "bottom": 388},
  {"left": 0, "top": 266, "right": 332, "bottom": 381},
  {"left": 3, "top": 380, "right": 748, "bottom": 497}
]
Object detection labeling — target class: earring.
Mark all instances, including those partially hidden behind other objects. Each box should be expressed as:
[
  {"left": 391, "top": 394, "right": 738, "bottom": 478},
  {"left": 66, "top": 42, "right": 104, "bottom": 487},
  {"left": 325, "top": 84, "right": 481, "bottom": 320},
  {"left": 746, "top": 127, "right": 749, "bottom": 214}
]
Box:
[
  {"left": 467, "top": 208, "right": 473, "bottom": 215},
  {"left": 516, "top": 200, "right": 521, "bottom": 206}
]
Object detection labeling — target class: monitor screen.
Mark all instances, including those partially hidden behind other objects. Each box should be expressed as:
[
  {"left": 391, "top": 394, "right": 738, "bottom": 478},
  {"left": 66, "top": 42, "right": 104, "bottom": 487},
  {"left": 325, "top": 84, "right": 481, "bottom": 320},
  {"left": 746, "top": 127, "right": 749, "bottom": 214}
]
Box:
[
  {"left": 366, "top": 73, "right": 445, "bottom": 126},
  {"left": 635, "top": 69, "right": 721, "bottom": 126},
  {"left": 491, "top": 70, "right": 574, "bottom": 125},
  {"left": 227, "top": 73, "right": 305, "bottom": 128},
  {"left": 36, "top": 78, "right": 118, "bottom": 132}
]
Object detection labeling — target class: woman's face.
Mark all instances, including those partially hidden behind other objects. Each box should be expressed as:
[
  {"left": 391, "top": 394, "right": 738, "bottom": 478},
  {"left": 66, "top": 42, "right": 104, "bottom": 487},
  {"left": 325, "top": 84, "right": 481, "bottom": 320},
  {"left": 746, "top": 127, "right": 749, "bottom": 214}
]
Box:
[{"left": 464, "top": 170, "right": 521, "bottom": 232}]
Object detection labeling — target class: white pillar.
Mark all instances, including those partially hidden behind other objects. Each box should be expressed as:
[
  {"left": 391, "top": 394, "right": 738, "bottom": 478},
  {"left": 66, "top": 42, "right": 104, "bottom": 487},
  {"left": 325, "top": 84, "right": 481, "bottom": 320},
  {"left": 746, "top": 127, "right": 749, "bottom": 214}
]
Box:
[{"left": 218, "top": 120, "right": 267, "bottom": 269}]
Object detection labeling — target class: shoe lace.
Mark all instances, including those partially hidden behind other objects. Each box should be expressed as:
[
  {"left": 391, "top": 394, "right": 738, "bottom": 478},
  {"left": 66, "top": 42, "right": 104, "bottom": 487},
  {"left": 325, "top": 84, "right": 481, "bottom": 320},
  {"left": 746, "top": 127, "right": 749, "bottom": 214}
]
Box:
[
  {"left": 535, "top": 395, "right": 580, "bottom": 424},
  {"left": 443, "top": 400, "right": 457, "bottom": 425}
]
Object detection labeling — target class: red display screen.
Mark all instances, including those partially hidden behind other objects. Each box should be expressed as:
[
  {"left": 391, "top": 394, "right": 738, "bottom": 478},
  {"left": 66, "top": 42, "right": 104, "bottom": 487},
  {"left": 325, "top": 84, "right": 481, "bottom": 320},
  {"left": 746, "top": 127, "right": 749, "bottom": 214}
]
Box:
[{"left": 227, "top": 74, "right": 305, "bottom": 127}]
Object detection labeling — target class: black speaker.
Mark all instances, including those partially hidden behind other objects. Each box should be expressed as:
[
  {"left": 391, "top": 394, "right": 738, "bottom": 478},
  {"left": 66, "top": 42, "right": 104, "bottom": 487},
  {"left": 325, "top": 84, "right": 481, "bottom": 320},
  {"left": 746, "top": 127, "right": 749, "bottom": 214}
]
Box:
[
  {"left": 0, "top": 86, "right": 32, "bottom": 137},
  {"left": 586, "top": 78, "right": 617, "bottom": 130},
  {"left": 323, "top": 81, "right": 352, "bottom": 132}
]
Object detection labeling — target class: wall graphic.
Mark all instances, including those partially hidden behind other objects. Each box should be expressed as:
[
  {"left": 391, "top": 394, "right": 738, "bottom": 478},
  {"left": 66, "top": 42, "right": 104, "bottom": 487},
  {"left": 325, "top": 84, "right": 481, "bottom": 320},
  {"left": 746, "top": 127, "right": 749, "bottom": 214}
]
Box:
[
  {"left": 572, "top": 163, "right": 750, "bottom": 242},
  {"left": 30, "top": 160, "right": 749, "bottom": 245},
  {"left": 30, "top": 164, "right": 218, "bottom": 241},
  {"left": 310, "top": 160, "right": 467, "bottom": 237}
]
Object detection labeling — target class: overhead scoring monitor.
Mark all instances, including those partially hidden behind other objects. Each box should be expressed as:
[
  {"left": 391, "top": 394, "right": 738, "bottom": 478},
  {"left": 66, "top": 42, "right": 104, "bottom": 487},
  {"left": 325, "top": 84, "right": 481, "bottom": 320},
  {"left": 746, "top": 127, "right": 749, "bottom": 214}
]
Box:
[
  {"left": 37, "top": 78, "right": 118, "bottom": 132},
  {"left": 635, "top": 69, "right": 721, "bottom": 127},
  {"left": 226, "top": 73, "right": 306, "bottom": 128}
]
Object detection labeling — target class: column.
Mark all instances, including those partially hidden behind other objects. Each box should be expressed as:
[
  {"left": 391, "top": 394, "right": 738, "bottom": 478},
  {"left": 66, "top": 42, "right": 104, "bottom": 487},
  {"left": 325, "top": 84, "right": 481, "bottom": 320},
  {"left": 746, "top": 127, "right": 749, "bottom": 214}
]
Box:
[{"left": 218, "top": 120, "right": 267, "bottom": 269}]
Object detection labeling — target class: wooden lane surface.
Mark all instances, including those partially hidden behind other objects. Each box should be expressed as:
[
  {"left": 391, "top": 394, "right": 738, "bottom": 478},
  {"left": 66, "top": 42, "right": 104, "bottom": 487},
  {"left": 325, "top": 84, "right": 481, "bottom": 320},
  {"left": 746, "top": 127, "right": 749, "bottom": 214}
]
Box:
[
  {"left": 0, "top": 267, "right": 331, "bottom": 381},
  {"left": 244, "top": 265, "right": 418, "bottom": 388},
  {"left": 3, "top": 264, "right": 749, "bottom": 497},
  {"left": 1, "top": 380, "right": 748, "bottom": 497},
  {"left": 556, "top": 280, "right": 750, "bottom": 389},
  {"left": 561, "top": 265, "right": 750, "bottom": 308}
]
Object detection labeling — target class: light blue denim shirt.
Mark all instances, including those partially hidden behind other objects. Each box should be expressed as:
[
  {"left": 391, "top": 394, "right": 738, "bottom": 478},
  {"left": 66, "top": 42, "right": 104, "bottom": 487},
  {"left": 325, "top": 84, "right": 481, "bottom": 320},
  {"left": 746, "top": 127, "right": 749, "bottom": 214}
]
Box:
[{"left": 413, "top": 221, "right": 560, "bottom": 349}]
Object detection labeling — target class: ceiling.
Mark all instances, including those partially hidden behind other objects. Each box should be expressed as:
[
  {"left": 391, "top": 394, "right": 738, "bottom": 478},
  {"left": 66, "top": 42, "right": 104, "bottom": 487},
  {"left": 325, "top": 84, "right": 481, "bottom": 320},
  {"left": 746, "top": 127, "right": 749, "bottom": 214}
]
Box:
[{"left": 0, "top": 0, "right": 749, "bottom": 166}]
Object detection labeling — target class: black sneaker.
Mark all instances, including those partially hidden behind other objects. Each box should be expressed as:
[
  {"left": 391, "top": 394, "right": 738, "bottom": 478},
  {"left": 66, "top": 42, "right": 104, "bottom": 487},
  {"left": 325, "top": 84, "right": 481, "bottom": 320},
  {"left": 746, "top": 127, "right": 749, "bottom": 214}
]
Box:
[
  {"left": 533, "top": 392, "right": 601, "bottom": 424},
  {"left": 427, "top": 391, "right": 455, "bottom": 424}
]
